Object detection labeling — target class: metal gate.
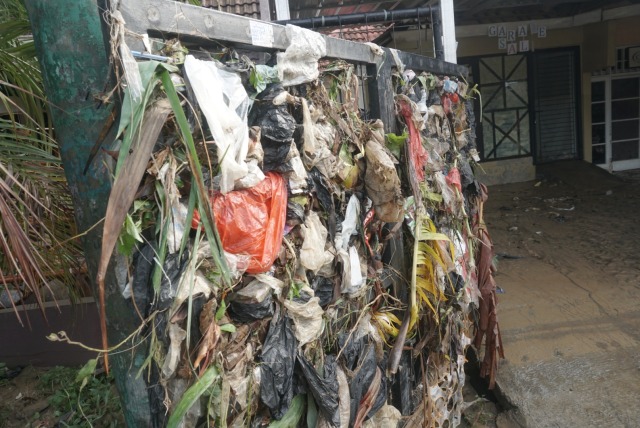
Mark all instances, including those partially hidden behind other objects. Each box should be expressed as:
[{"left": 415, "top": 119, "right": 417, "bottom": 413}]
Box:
[{"left": 478, "top": 54, "right": 531, "bottom": 160}]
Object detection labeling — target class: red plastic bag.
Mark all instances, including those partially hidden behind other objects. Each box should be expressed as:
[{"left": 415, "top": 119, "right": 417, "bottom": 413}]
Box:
[
  {"left": 398, "top": 99, "right": 428, "bottom": 183},
  {"left": 192, "top": 172, "right": 287, "bottom": 274},
  {"left": 446, "top": 167, "right": 462, "bottom": 193}
]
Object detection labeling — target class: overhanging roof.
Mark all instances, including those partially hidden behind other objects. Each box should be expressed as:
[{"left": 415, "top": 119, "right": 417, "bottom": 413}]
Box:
[{"left": 289, "top": 0, "right": 640, "bottom": 25}]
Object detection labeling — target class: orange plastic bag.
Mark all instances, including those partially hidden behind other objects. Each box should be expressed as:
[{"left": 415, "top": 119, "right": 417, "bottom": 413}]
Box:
[{"left": 192, "top": 172, "right": 287, "bottom": 274}]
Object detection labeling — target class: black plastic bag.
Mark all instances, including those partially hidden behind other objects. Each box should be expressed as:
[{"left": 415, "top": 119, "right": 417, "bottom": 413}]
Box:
[
  {"left": 286, "top": 200, "right": 306, "bottom": 225},
  {"left": 337, "top": 334, "right": 386, "bottom": 425},
  {"left": 261, "top": 138, "right": 294, "bottom": 173},
  {"left": 249, "top": 84, "right": 297, "bottom": 172},
  {"left": 131, "top": 243, "right": 190, "bottom": 314},
  {"left": 228, "top": 280, "right": 275, "bottom": 323},
  {"left": 390, "top": 352, "right": 413, "bottom": 416},
  {"left": 297, "top": 354, "right": 340, "bottom": 427},
  {"left": 310, "top": 275, "right": 334, "bottom": 307},
  {"left": 260, "top": 308, "right": 298, "bottom": 420}
]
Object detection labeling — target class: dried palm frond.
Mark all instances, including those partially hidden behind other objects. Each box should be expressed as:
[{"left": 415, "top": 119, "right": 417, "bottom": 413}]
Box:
[{"left": 412, "top": 215, "right": 454, "bottom": 326}]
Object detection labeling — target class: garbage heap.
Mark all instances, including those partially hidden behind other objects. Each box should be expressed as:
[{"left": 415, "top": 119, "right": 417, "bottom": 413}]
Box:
[{"left": 103, "top": 24, "right": 502, "bottom": 428}]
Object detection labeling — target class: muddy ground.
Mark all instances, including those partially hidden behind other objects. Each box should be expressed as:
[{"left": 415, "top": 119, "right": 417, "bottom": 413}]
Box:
[{"left": 480, "top": 161, "right": 640, "bottom": 428}]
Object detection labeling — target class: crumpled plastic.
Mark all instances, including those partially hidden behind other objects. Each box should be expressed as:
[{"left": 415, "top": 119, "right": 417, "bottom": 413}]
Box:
[
  {"left": 260, "top": 309, "right": 298, "bottom": 420},
  {"left": 192, "top": 172, "right": 287, "bottom": 274},
  {"left": 284, "top": 296, "right": 324, "bottom": 346},
  {"left": 228, "top": 276, "right": 276, "bottom": 323},
  {"left": 184, "top": 55, "right": 254, "bottom": 193},
  {"left": 277, "top": 25, "right": 327, "bottom": 86},
  {"left": 338, "top": 335, "right": 386, "bottom": 426},
  {"left": 300, "top": 211, "right": 333, "bottom": 274},
  {"left": 297, "top": 354, "right": 340, "bottom": 427},
  {"left": 364, "top": 120, "right": 404, "bottom": 222},
  {"left": 362, "top": 404, "right": 402, "bottom": 427},
  {"left": 397, "top": 95, "right": 428, "bottom": 183},
  {"left": 302, "top": 99, "right": 338, "bottom": 178}
]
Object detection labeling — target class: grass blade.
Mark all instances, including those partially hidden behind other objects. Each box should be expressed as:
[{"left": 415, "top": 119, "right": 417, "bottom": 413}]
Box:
[
  {"left": 159, "top": 69, "right": 231, "bottom": 287},
  {"left": 167, "top": 366, "right": 219, "bottom": 428}
]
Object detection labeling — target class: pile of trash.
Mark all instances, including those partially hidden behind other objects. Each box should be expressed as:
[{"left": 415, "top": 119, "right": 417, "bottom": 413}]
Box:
[{"left": 98, "top": 22, "right": 502, "bottom": 428}]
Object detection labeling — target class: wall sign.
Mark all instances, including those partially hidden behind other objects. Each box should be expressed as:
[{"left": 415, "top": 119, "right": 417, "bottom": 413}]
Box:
[{"left": 488, "top": 21, "right": 547, "bottom": 54}]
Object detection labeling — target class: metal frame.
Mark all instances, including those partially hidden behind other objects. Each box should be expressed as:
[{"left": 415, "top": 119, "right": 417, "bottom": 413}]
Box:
[
  {"left": 591, "top": 70, "right": 640, "bottom": 171},
  {"left": 119, "top": 0, "right": 467, "bottom": 131}
]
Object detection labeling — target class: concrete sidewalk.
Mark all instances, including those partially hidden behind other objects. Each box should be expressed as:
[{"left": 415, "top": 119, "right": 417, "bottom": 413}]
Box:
[
  {"left": 495, "top": 257, "right": 640, "bottom": 427},
  {"left": 484, "top": 162, "right": 640, "bottom": 428}
]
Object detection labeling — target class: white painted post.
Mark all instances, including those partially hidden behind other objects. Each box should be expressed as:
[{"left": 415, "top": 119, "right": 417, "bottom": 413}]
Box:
[
  {"left": 274, "top": 0, "right": 290, "bottom": 20},
  {"left": 439, "top": 0, "right": 457, "bottom": 63},
  {"left": 259, "top": 0, "right": 271, "bottom": 21}
]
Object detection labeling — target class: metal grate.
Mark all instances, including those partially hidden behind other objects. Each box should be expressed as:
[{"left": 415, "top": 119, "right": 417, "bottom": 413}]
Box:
[{"left": 534, "top": 49, "right": 578, "bottom": 163}]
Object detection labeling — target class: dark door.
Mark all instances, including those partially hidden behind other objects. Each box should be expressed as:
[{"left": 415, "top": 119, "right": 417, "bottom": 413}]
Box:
[{"left": 532, "top": 49, "right": 581, "bottom": 163}]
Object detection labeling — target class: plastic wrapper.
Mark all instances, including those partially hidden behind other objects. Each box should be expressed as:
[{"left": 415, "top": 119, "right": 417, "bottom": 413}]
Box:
[
  {"left": 390, "top": 352, "right": 413, "bottom": 416},
  {"left": 277, "top": 25, "right": 327, "bottom": 86},
  {"left": 287, "top": 142, "right": 309, "bottom": 192},
  {"left": 435, "top": 170, "right": 464, "bottom": 216},
  {"left": 251, "top": 85, "right": 296, "bottom": 143},
  {"left": 336, "top": 366, "right": 351, "bottom": 428},
  {"left": 260, "top": 309, "right": 298, "bottom": 420},
  {"left": 286, "top": 200, "right": 306, "bottom": 226},
  {"left": 309, "top": 169, "right": 335, "bottom": 217},
  {"left": 184, "top": 55, "right": 253, "bottom": 193},
  {"left": 228, "top": 274, "right": 283, "bottom": 323},
  {"left": 446, "top": 167, "right": 462, "bottom": 193},
  {"left": 335, "top": 194, "right": 360, "bottom": 252},
  {"left": 363, "top": 404, "right": 403, "bottom": 427},
  {"left": 337, "top": 143, "right": 359, "bottom": 188},
  {"left": 162, "top": 323, "right": 187, "bottom": 378}
]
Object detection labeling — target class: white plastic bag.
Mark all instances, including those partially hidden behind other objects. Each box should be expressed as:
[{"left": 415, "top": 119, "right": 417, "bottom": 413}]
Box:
[
  {"left": 300, "top": 211, "right": 329, "bottom": 273},
  {"left": 284, "top": 297, "right": 325, "bottom": 347},
  {"left": 335, "top": 194, "right": 360, "bottom": 251},
  {"left": 277, "top": 25, "right": 327, "bottom": 86},
  {"left": 184, "top": 55, "right": 255, "bottom": 193}
]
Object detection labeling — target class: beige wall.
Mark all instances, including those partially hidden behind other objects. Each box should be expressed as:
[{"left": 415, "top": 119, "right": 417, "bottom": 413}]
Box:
[{"left": 613, "top": 16, "right": 640, "bottom": 47}]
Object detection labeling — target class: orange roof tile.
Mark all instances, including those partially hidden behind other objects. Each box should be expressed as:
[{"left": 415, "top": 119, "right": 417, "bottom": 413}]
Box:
[
  {"left": 321, "top": 23, "right": 393, "bottom": 43},
  {"left": 201, "top": 0, "right": 261, "bottom": 20}
]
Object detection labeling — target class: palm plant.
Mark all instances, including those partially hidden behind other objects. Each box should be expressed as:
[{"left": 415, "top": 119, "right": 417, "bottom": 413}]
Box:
[{"left": 0, "top": 0, "right": 82, "bottom": 322}]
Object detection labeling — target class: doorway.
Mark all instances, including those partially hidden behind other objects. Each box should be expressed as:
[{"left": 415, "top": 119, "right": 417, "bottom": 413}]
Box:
[{"left": 591, "top": 73, "right": 640, "bottom": 171}]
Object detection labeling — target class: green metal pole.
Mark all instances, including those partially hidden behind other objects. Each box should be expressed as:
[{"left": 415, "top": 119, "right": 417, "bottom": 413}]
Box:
[{"left": 24, "top": 1, "right": 154, "bottom": 425}]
